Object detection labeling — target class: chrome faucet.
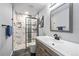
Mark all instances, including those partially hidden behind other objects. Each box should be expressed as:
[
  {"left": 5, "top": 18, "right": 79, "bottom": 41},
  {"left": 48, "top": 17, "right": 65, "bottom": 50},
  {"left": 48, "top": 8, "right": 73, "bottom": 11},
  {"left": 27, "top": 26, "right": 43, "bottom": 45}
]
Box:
[{"left": 53, "top": 34, "right": 60, "bottom": 40}]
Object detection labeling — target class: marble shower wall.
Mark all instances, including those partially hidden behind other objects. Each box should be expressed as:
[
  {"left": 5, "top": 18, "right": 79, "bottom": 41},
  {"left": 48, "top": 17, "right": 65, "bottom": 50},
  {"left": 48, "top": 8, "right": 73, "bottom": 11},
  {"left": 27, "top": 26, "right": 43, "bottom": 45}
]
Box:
[{"left": 13, "top": 14, "right": 26, "bottom": 51}]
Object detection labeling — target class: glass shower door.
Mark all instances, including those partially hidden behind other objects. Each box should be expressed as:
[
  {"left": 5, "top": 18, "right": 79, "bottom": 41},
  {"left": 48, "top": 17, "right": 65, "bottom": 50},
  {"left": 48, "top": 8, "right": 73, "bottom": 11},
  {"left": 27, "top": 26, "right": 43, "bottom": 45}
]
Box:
[{"left": 25, "top": 17, "right": 38, "bottom": 48}]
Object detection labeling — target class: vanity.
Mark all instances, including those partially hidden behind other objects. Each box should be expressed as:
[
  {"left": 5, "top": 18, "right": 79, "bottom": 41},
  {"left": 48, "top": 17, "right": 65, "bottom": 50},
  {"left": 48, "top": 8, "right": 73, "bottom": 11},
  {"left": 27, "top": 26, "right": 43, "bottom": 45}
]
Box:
[
  {"left": 36, "top": 39, "right": 59, "bottom": 56},
  {"left": 36, "top": 36, "right": 79, "bottom": 56}
]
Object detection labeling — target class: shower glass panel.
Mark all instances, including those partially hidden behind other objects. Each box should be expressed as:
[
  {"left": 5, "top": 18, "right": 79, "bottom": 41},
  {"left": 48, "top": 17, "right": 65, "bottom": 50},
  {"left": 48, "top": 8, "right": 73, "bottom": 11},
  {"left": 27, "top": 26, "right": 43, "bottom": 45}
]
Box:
[{"left": 25, "top": 17, "right": 38, "bottom": 48}]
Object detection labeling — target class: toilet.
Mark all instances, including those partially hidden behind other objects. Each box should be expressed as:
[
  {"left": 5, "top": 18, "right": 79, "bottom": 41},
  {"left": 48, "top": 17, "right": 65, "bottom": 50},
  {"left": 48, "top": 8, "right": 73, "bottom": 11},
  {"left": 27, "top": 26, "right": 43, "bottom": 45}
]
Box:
[{"left": 27, "top": 41, "right": 36, "bottom": 55}]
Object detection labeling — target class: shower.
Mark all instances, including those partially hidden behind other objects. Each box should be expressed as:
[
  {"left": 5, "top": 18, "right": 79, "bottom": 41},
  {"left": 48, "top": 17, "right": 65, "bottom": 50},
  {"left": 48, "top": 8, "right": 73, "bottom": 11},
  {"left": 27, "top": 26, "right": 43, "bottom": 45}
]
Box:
[
  {"left": 13, "top": 14, "right": 39, "bottom": 52},
  {"left": 25, "top": 15, "right": 39, "bottom": 49}
]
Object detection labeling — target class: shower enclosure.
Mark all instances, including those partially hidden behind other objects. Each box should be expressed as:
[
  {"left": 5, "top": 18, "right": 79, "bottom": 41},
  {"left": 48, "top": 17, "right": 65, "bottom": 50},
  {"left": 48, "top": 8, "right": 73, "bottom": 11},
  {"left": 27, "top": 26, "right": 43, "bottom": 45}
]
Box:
[
  {"left": 25, "top": 16, "right": 38, "bottom": 49},
  {"left": 13, "top": 14, "right": 38, "bottom": 52}
]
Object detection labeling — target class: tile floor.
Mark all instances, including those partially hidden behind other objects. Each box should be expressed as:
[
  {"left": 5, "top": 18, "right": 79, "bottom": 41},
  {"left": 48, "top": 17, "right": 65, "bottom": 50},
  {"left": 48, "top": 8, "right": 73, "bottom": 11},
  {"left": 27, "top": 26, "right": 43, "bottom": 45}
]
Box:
[{"left": 12, "top": 49, "right": 30, "bottom": 56}]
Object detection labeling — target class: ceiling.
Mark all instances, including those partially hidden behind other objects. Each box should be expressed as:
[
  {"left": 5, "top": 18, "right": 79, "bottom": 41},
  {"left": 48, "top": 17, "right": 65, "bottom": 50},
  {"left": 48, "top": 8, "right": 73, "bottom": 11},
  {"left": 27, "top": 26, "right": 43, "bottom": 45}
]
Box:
[{"left": 13, "top": 3, "right": 48, "bottom": 16}]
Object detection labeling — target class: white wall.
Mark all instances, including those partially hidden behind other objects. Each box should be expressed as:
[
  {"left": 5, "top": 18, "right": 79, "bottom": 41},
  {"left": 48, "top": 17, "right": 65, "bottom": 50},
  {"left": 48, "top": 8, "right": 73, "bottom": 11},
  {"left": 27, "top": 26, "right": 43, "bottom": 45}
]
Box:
[
  {"left": 39, "top": 3, "right": 79, "bottom": 44},
  {"left": 0, "top": 3, "right": 12, "bottom": 56}
]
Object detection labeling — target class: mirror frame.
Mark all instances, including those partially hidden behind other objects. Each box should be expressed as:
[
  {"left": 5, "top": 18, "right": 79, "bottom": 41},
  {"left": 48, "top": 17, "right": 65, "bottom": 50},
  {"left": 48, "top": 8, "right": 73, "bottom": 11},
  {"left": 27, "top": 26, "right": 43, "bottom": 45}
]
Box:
[{"left": 50, "top": 3, "right": 73, "bottom": 33}]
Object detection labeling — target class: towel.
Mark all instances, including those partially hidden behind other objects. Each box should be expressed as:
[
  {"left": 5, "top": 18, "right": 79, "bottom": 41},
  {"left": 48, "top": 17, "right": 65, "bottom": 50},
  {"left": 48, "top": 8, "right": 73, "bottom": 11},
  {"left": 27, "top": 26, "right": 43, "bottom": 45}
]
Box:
[{"left": 6, "top": 25, "right": 12, "bottom": 37}]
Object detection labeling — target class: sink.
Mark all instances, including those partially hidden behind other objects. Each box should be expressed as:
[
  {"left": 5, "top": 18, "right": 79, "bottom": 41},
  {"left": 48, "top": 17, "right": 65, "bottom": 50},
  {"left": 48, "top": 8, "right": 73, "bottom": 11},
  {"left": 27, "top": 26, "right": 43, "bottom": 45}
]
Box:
[
  {"left": 52, "top": 43, "right": 55, "bottom": 46},
  {"left": 36, "top": 36, "right": 79, "bottom": 56}
]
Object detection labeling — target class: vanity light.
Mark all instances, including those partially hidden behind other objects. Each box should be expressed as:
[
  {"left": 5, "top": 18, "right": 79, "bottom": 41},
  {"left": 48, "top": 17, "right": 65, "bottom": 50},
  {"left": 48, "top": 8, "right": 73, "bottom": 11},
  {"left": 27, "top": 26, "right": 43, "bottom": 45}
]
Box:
[
  {"left": 49, "top": 3, "right": 64, "bottom": 9},
  {"left": 49, "top": 3, "right": 56, "bottom": 8}
]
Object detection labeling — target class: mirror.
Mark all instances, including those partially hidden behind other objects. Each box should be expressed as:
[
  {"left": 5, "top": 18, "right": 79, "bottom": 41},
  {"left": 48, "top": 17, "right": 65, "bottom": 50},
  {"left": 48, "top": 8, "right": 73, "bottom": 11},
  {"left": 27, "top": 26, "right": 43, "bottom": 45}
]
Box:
[{"left": 50, "top": 3, "right": 73, "bottom": 32}]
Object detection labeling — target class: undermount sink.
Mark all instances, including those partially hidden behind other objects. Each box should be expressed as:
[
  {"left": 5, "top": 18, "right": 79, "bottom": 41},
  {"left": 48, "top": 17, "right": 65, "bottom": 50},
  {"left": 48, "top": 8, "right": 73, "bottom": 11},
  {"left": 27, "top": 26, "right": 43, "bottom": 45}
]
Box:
[{"left": 52, "top": 43, "right": 55, "bottom": 46}]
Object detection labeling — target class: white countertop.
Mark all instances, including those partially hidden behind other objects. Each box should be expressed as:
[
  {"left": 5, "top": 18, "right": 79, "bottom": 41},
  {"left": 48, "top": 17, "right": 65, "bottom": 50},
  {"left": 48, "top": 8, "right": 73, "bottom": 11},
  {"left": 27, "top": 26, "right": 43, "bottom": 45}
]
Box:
[{"left": 36, "top": 36, "right": 79, "bottom": 56}]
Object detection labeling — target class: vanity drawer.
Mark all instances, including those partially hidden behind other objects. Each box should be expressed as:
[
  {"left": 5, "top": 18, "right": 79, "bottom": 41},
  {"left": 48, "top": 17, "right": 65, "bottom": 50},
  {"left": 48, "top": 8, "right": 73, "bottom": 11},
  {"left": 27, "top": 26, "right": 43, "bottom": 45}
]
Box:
[{"left": 36, "top": 40, "right": 59, "bottom": 56}]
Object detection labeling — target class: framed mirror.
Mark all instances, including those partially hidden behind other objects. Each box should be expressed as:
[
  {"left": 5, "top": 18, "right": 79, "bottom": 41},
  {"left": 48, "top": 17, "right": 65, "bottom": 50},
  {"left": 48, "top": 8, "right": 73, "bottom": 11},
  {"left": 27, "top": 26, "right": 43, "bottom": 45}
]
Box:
[{"left": 50, "top": 3, "right": 73, "bottom": 32}]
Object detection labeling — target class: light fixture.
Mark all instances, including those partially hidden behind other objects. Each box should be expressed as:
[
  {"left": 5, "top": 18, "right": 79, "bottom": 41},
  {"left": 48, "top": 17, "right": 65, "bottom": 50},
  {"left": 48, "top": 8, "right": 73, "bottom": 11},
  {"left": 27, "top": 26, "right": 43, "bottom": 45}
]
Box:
[
  {"left": 25, "top": 11, "right": 29, "bottom": 15},
  {"left": 49, "top": 3, "right": 56, "bottom": 8},
  {"left": 49, "top": 3, "right": 64, "bottom": 10}
]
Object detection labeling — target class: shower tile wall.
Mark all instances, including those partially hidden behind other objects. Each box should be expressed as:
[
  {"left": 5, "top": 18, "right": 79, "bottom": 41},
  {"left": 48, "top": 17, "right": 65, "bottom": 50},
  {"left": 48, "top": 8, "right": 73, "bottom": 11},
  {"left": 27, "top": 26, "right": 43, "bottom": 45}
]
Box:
[{"left": 13, "top": 14, "right": 26, "bottom": 51}]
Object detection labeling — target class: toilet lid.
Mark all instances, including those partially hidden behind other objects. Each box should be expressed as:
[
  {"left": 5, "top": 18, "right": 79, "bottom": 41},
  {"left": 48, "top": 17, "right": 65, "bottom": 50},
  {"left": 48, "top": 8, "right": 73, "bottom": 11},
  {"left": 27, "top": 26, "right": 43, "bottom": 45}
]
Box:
[{"left": 27, "top": 42, "right": 36, "bottom": 46}]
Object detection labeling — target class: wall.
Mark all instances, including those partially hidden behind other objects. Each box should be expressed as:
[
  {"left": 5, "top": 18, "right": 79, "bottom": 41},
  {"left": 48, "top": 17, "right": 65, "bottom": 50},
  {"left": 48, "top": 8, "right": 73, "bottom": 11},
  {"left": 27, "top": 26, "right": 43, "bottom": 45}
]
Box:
[
  {"left": 0, "top": 3, "right": 12, "bottom": 56},
  {"left": 39, "top": 3, "right": 79, "bottom": 44},
  {"left": 13, "top": 13, "right": 26, "bottom": 51}
]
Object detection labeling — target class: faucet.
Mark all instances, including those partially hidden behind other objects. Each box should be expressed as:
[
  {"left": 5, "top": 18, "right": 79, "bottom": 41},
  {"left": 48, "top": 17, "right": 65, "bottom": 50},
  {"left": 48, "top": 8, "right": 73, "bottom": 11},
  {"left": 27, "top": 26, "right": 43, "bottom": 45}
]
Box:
[{"left": 53, "top": 34, "right": 60, "bottom": 40}]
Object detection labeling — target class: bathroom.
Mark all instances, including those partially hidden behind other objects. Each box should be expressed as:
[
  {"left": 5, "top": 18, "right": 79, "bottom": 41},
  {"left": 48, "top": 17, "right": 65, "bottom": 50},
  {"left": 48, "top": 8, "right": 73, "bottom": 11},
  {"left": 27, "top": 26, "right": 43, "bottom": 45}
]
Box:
[{"left": 0, "top": 1, "right": 79, "bottom": 57}]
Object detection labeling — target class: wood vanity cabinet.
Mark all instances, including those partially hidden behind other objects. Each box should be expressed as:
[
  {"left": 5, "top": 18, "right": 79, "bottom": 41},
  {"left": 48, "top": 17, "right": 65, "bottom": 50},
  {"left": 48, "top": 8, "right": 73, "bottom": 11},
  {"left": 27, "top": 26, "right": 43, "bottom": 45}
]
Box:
[{"left": 36, "top": 40, "right": 59, "bottom": 56}]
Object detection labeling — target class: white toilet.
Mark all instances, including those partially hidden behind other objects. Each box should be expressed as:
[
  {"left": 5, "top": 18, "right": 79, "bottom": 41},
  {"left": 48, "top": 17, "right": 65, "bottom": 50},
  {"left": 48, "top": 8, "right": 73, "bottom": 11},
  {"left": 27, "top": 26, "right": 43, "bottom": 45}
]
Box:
[{"left": 27, "top": 41, "right": 36, "bottom": 53}]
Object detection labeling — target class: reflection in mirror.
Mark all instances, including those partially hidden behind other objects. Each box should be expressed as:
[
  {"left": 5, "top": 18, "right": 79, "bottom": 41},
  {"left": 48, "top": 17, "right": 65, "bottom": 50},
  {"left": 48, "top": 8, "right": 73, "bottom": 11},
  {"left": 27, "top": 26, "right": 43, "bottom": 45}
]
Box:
[{"left": 50, "top": 3, "right": 73, "bottom": 32}]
